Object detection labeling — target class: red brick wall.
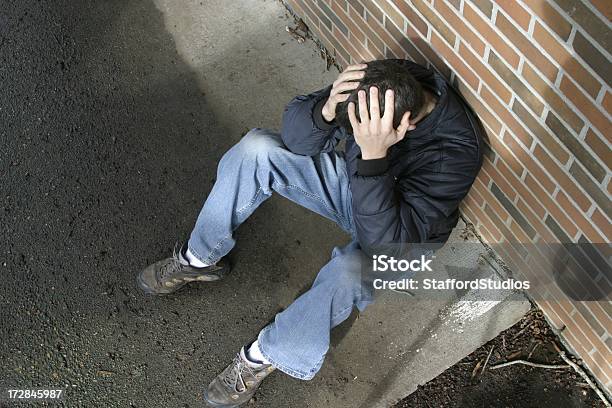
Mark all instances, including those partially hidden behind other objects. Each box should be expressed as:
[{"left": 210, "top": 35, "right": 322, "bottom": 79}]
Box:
[{"left": 281, "top": 0, "right": 612, "bottom": 396}]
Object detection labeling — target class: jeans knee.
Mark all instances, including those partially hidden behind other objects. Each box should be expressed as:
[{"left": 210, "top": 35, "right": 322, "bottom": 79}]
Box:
[
  {"left": 238, "top": 128, "right": 283, "bottom": 157},
  {"left": 218, "top": 128, "right": 282, "bottom": 169},
  {"left": 316, "top": 250, "right": 364, "bottom": 290}
]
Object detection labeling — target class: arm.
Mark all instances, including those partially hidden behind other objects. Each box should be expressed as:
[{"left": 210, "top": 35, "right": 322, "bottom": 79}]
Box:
[
  {"left": 281, "top": 63, "right": 367, "bottom": 156},
  {"left": 280, "top": 85, "right": 340, "bottom": 156}
]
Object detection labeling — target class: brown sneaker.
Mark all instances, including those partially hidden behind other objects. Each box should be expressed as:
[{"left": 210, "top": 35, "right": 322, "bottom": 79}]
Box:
[
  {"left": 137, "top": 243, "right": 229, "bottom": 295},
  {"left": 204, "top": 347, "right": 275, "bottom": 407}
]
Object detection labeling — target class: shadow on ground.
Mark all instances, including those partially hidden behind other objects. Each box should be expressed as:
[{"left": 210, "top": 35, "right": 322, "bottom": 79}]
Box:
[{"left": 0, "top": 1, "right": 348, "bottom": 407}]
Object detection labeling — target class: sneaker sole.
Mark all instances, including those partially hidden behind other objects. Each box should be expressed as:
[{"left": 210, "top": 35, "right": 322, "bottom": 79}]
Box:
[
  {"left": 136, "top": 270, "right": 223, "bottom": 296},
  {"left": 203, "top": 389, "right": 242, "bottom": 408}
]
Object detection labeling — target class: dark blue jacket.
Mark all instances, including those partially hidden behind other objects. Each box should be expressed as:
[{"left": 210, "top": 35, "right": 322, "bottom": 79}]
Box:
[{"left": 280, "top": 60, "right": 484, "bottom": 255}]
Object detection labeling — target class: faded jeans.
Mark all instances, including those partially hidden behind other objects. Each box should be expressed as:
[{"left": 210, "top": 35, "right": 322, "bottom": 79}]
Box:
[{"left": 188, "top": 128, "right": 373, "bottom": 380}]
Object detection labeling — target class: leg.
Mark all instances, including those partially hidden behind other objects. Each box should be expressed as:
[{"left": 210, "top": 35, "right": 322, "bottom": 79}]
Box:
[
  {"left": 257, "top": 240, "right": 372, "bottom": 380},
  {"left": 188, "top": 128, "right": 353, "bottom": 265},
  {"left": 203, "top": 241, "right": 372, "bottom": 406}
]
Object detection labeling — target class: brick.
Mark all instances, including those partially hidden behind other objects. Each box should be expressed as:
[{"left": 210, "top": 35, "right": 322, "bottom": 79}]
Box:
[
  {"left": 463, "top": 44, "right": 512, "bottom": 104},
  {"left": 578, "top": 236, "right": 612, "bottom": 282},
  {"left": 480, "top": 126, "right": 497, "bottom": 164},
  {"left": 512, "top": 175, "right": 546, "bottom": 220},
  {"left": 371, "top": 10, "right": 402, "bottom": 49},
  {"left": 335, "top": 21, "right": 378, "bottom": 61},
  {"left": 484, "top": 150, "right": 517, "bottom": 200},
  {"left": 495, "top": 134, "right": 524, "bottom": 177},
  {"left": 522, "top": 64, "right": 584, "bottom": 133},
  {"left": 466, "top": 186, "right": 485, "bottom": 208},
  {"left": 563, "top": 314, "right": 600, "bottom": 355},
  {"left": 496, "top": 0, "right": 531, "bottom": 30},
  {"left": 296, "top": 0, "right": 321, "bottom": 29},
  {"left": 523, "top": 0, "right": 572, "bottom": 41},
  {"left": 483, "top": 203, "right": 512, "bottom": 238},
  {"left": 383, "top": 17, "right": 426, "bottom": 65},
  {"left": 475, "top": 165, "right": 511, "bottom": 220},
  {"left": 331, "top": 0, "right": 366, "bottom": 44},
  {"left": 471, "top": 0, "right": 493, "bottom": 18},
  {"left": 509, "top": 219, "right": 532, "bottom": 243},
  {"left": 532, "top": 22, "right": 601, "bottom": 98},
  {"left": 316, "top": 0, "right": 348, "bottom": 35},
  {"left": 393, "top": 0, "right": 428, "bottom": 36},
  {"left": 559, "top": 75, "right": 609, "bottom": 136},
  {"left": 464, "top": 3, "right": 520, "bottom": 68},
  {"left": 516, "top": 198, "right": 550, "bottom": 238},
  {"left": 556, "top": 190, "right": 605, "bottom": 244},
  {"left": 511, "top": 99, "right": 569, "bottom": 164},
  {"left": 434, "top": 0, "right": 485, "bottom": 56},
  {"left": 573, "top": 31, "right": 612, "bottom": 87},
  {"left": 524, "top": 173, "right": 579, "bottom": 240},
  {"left": 587, "top": 303, "right": 612, "bottom": 337},
  {"left": 585, "top": 129, "right": 612, "bottom": 170},
  {"left": 545, "top": 214, "right": 574, "bottom": 242},
  {"left": 561, "top": 328, "right": 597, "bottom": 367},
  {"left": 545, "top": 112, "right": 606, "bottom": 182},
  {"left": 361, "top": 10, "right": 386, "bottom": 52},
  {"left": 496, "top": 13, "right": 558, "bottom": 82},
  {"left": 479, "top": 222, "right": 503, "bottom": 243},
  {"left": 431, "top": 32, "right": 479, "bottom": 90},
  {"left": 412, "top": 0, "right": 456, "bottom": 46},
  {"left": 361, "top": 0, "right": 384, "bottom": 23},
  {"left": 446, "top": 0, "right": 460, "bottom": 10},
  {"left": 372, "top": 0, "right": 404, "bottom": 30},
  {"left": 569, "top": 161, "right": 610, "bottom": 216},
  {"left": 454, "top": 77, "right": 501, "bottom": 133},
  {"left": 491, "top": 182, "right": 537, "bottom": 239},
  {"left": 573, "top": 312, "right": 610, "bottom": 356},
  {"left": 534, "top": 144, "right": 592, "bottom": 212},
  {"left": 502, "top": 130, "right": 555, "bottom": 194},
  {"left": 583, "top": 351, "right": 612, "bottom": 385},
  {"left": 554, "top": 0, "right": 610, "bottom": 50},
  {"left": 537, "top": 301, "right": 567, "bottom": 330},
  {"left": 316, "top": 21, "right": 352, "bottom": 62},
  {"left": 575, "top": 303, "right": 607, "bottom": 337},
  {"left": 347, "top": 0, "right": 364, "bottom": 16},
  {"left": 491, "top": 53, "right": 544, "bottom": 115},
  {"left": 604, "top": 92, "right": 612, "bottom": 117},
  {"left": 409, "top": 26, "right": 452, "bottom": 78},
  {"left": 590, "top": 0, "right": 612, "bottom": 20},
  {"left": 465, "top": 198, "right": 504, "bottom": 241}
]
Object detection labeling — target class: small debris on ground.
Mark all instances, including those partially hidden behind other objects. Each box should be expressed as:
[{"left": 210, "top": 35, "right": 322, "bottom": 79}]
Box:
[
  {"left": 285, "top": 18, "right": 308, "bottom": 43},
  {"left": 394, "top": 309, "right": 609, "bottom": 408}
]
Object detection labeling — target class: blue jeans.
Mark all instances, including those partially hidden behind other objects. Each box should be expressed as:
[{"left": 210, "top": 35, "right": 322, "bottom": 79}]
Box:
[{"left": 188, "top": 128, "right": 373, "bottom": 380}]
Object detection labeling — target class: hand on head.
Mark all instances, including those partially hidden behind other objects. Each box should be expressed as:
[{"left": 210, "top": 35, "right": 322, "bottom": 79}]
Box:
[
  {"left": 348, "top": 86, "right": 416, "bottom": 160},
  {"left": 321, "top": 63, "right": 367, "bottom": 122}
]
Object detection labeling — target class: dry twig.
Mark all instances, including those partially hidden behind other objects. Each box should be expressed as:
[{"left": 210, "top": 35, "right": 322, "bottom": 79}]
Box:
[
  {"left": 551, "top": 342, "right": 611, "bottom": 407},
  {"left": 481, "top": 345, "right": 495, "bottom": 375},
  {"left": 489, "top": 360, "right": 569, "bottom": 370},
  {"left": 527, "top": 342, "right": 540, "bottom": 360}
]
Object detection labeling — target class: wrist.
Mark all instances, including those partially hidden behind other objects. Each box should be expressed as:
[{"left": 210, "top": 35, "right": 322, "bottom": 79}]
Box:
[
  {"left": 360, "top": 149, "right": 387, "bottom": 160},
  {"left": 321, "top": 104, "right": 335, "bottom": 123}
]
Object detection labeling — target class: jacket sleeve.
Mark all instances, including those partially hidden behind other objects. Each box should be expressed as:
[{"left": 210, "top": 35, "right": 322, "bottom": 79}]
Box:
[
  {"left": 350, "top": 158, "right": 477, "bottom": 257},
  {"left": 280, "top": 85, "right": 342, "bottom": 156}
]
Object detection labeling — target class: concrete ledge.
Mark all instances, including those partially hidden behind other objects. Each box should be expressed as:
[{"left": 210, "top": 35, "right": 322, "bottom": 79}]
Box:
[{"left": 256, "top": 220, "right": 531, "bottom": 407}]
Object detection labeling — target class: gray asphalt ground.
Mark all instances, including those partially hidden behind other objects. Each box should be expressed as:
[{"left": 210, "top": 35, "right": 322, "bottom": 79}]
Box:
[
  {"left": 0, "top": 1, "right": 348, "bottom": 407},
  {"left": 0, "top": 1, "right": 532, "bottom": 407}
]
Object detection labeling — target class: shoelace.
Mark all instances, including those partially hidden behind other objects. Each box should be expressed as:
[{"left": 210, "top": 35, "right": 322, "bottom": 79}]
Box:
[
  {"left": 221, "top": 354, "right": 257, "bottom": 393},
  {"left": 159, "top": 243, "right": 183, "bottom": 280}
]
